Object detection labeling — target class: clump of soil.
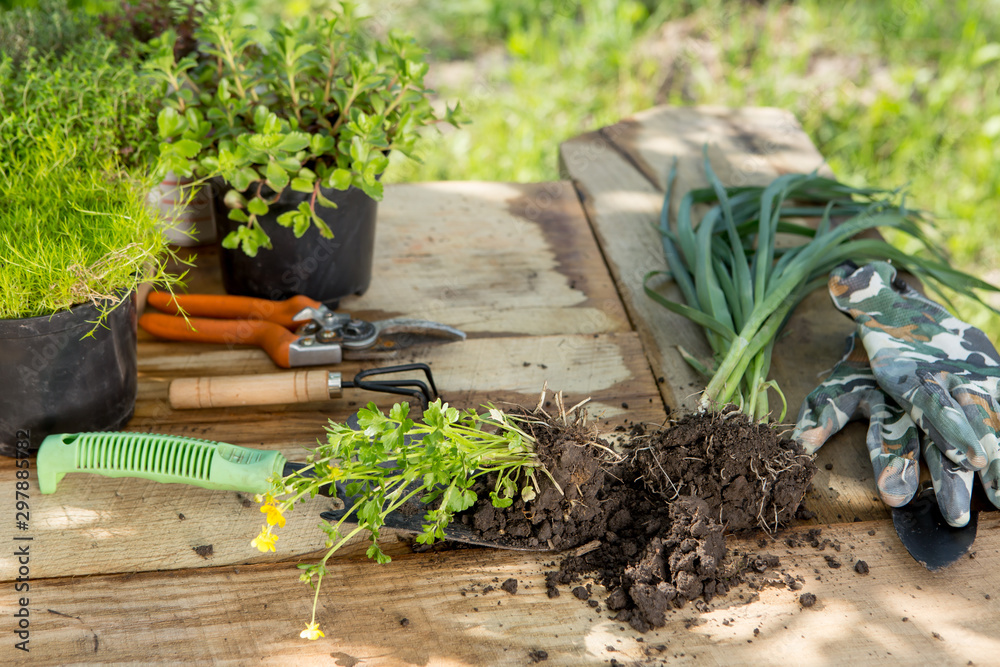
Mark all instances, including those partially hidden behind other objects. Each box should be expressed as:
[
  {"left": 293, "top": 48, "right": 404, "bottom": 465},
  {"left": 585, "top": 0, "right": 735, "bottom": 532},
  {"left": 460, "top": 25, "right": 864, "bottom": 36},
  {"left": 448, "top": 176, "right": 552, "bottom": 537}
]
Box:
[
  {"left": 631, "top": 409, "right": 816, "bottom": 533},
  {"left": 456, "top": 402, "right": 817, "bottom": 630},
  {"left": 457, "top": 412, "right": 613, "bottom": 550},
  {"left": 528, "top": 649, "right": 548, "bottom": 663},
  {"left": 550, "top": 496, "right": 731, "bottom": 632}
]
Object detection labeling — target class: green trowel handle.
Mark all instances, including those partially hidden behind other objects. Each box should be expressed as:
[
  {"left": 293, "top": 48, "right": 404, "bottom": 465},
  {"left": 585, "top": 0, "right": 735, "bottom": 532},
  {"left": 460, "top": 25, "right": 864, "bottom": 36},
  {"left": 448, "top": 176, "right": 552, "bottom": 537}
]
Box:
[{"left": 37, "top": 431, "right": 287, "bottom": 495}]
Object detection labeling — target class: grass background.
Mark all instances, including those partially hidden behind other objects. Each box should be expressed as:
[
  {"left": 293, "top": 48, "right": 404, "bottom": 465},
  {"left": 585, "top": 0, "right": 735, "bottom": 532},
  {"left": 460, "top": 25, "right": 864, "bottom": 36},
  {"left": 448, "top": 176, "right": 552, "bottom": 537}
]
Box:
[
  {"left": 239, "top": 0, "right": 1000, "bottom": 332},
  {"left": 15, "top": 0, "right": 992, "bottom": 332}
]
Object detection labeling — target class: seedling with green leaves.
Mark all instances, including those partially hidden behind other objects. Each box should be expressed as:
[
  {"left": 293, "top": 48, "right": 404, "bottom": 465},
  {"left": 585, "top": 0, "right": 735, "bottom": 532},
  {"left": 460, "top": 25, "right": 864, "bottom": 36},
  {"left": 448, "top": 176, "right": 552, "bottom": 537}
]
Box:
[
  {"left": 146, "top": 2, "right": 466, "bottom": 256},
  {"left": 253, "top": 399, "right": 550, "bottom": 640}
]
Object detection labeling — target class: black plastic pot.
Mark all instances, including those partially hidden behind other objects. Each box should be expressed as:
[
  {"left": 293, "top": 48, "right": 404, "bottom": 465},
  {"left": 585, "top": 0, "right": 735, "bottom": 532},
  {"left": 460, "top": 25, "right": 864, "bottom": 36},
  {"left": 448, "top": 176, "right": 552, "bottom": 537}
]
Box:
[
  {"left": 0, "top": 294, "right": 138, "bottom": 457},
  {"left": 214, "top": 181, "right": 378, "bottom": 307}
]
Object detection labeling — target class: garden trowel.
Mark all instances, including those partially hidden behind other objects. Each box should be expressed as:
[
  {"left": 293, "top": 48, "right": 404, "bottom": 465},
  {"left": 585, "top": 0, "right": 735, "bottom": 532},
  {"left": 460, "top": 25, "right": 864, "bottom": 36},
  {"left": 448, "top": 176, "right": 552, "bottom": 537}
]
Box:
[
  {"left": 35, "top": 424, "right": 550, "bottom": 552},
  {"left": 891, "top": 478, "right": 978, "bottom": 572}
]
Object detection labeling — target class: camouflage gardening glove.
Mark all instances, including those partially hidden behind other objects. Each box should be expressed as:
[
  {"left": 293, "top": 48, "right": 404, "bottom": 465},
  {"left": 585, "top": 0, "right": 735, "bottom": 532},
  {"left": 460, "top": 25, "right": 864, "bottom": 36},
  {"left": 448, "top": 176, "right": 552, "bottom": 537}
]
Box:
[
  {"left": 922, "top": 437, "right": 978, "bottom": 527},
  {"left": 793, "top": 333, "right": 977, "bottom": 525},
  {"left": 829, "top": 260, "right": 1000, "bottom": 525},
  {"left": 793, "top": 333, "right": 921, "bottom": 508}
]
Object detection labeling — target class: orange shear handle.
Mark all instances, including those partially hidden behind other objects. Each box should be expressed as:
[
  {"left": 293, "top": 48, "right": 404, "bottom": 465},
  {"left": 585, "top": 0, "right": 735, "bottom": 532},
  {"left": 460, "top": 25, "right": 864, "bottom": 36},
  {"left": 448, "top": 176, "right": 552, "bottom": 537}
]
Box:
[
  {"left": 139, "top": 312, "right": 297, "bottom": 368},
  {"left": 146, "top": 292, "right": 323, "bottom": 330}
]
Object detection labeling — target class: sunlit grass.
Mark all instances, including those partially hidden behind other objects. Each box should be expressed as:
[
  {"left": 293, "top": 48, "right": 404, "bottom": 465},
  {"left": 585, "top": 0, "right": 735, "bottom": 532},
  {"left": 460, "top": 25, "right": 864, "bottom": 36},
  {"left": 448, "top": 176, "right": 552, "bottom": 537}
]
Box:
[
  {"left": 362, "top": 0, "right": 1000, "bottom": 335},
  {"left": 0, "top": 11, "right": 178, "bottom": 322},
  {"left": 0, "top": 137, "right": 175, "bottom": 321}
]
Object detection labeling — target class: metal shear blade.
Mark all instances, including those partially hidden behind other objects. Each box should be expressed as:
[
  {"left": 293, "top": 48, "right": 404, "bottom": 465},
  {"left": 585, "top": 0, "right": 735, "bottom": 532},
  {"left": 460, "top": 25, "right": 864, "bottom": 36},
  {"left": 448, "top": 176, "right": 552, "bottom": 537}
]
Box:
[{"left": 342, "top": 318, "right": 466, "bottom": 359}]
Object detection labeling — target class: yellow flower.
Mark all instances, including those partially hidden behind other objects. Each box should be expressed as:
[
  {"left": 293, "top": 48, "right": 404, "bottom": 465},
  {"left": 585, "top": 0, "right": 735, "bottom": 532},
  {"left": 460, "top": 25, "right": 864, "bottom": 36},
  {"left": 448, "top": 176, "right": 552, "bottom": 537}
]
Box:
[
  {"left": 260, "top": 503, "right": 286, "bottom": 528},
  {"left": 251, "top": 527, "right": 279, "bottom": 553},
  {"left": 327, "top": 466, "right": 345, "bottom": 482},
  {"left": 300, "top": 621, "right": 324, "bottom": 640}
]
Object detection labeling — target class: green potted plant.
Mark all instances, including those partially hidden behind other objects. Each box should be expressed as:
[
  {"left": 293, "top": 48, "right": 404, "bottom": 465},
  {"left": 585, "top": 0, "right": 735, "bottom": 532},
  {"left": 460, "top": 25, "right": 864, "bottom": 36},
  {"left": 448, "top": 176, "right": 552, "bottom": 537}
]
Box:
[
  {"left": 147, "top": 2, "right": 465, "bottom": 305},
  {"left": 0, "top": 15, "right": 180, "bottom": 456}
]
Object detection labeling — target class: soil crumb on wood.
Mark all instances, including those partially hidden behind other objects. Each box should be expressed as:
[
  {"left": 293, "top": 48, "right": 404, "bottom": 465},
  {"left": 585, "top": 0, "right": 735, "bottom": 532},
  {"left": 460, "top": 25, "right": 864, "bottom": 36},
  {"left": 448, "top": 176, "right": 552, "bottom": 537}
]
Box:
[
  {"left": 799, "top": 592, "right": 817, "bottom": 607},
  {"left": 594, "top": 496, "right": 729, "bottom": 633},
  {"left": 500, "top": 578, "right": 518, "bottom": 594},
  {"left": 192, "top": 544, "right": 213, "bottom": 559}
]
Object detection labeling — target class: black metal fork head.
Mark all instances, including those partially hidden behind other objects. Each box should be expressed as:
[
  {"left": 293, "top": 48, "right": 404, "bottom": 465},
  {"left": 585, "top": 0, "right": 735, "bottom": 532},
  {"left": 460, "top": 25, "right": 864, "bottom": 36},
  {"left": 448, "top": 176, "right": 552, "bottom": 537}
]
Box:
[{"left": 343, "top": 363, "right": 439, "bottom": 409}]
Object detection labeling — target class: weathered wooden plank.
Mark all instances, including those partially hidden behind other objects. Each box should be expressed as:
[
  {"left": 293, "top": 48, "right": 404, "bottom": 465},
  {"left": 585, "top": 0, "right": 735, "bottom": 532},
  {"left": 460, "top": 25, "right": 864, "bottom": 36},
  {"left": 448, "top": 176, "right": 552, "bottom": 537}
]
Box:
[
  {"left": 6, "top": 516, "right": 997, "bottom": 665},
  {"left": 174, "top": 181, "right": 630, "bottom": 337},
  {"left": 560, "top": 105, "right": 889, "bottom": 524},
  {"left": 559, "top": 127, "right": 709, "bottom": 416},
  {"left": 599, "top": 105, "right": 829, "bottom": 193}
]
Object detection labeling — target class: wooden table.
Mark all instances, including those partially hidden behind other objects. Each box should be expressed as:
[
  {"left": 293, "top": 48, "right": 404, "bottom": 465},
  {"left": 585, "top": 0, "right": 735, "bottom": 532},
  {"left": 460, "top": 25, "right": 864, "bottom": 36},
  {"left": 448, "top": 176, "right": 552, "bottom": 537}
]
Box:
[{"left": 3, "top": 107, "right": 998, "bottom": 665}]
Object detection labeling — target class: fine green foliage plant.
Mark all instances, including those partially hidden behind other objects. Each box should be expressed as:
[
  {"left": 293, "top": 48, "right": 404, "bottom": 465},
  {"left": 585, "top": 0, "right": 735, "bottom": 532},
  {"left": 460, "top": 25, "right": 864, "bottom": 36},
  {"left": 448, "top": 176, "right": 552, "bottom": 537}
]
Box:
[
  {"left": 648, "top": 153, "right": 1000, "bottom": 421},
  {"left": 253, "top": 399, "right": 549, "bottom": 640},
  {"left": 0, "top": 140, "right": 175, "bottom": 321},
  {"left": 0, "top": 11, "right": 180, "bottom": 323},
  {"left": 0, "top": 29, "right": 161, "bottom": 171},
  {"left": 146, "top": 1, "right": 466, "bottom": 257},
  {"left": 0, "top": 0, "right": 101, "bottom": 65}
]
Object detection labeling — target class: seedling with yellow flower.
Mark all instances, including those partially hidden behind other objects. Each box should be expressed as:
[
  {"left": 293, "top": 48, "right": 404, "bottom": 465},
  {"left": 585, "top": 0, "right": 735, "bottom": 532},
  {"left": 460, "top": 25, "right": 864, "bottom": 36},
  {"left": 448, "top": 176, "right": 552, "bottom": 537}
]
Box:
[{"left": 257, "top": 399, "right": 551, "bottom": 639}]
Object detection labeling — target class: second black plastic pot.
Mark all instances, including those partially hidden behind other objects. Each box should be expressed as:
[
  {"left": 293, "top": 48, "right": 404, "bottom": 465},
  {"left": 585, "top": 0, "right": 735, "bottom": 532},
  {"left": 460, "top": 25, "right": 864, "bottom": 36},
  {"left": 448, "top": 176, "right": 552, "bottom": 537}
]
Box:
[
  {"left": 0, "top": 294, "right": 138, "bottom": 457},
  {"left": 213, "top": 181, "right": 378, "bottom": 307}
]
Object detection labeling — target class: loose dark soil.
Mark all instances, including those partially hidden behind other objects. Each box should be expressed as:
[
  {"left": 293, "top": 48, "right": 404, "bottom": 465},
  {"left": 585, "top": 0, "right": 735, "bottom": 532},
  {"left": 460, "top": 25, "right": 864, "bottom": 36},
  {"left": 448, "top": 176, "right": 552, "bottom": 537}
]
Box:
[
  {"left": 528, "top": 649, "right": 549, "bottom": 663},
  {"left": 547, "top": 495, "right": 732, "bottom": 633},
  {"left": 455, "top": 404, "right": 818, "bottom": 632},
  {"left": 631, "top": 410, "right": 816, "bottom": 533},
  {"left": 457, "top": 413, "right": 610, "bottom": 551}
]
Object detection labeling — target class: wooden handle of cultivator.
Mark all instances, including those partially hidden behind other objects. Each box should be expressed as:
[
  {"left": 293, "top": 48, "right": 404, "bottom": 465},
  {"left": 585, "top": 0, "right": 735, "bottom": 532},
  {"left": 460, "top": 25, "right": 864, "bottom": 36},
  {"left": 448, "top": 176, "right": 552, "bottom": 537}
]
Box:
[
  {"left": 169, "top": 371, "right": 339, "bottom": 409},
  {"left": 138, "top": 313, "right": 297, "bottom": 367},
  {"left": 146, "top": 291, "right": 323, "bottom": 329}
]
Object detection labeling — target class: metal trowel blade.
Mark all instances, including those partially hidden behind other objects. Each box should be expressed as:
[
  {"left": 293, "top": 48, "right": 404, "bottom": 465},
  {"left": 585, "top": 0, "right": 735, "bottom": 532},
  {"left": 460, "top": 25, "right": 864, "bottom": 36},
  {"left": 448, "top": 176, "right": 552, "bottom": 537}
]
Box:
[{"left": 891, "top": 486, "right": 977, "bottom": 571}]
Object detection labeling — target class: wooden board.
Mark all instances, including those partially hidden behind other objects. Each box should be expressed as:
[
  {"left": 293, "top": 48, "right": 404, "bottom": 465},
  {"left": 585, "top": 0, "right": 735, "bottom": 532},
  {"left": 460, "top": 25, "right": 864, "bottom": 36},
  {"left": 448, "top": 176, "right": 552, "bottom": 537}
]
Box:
[
  {"left": 559, "top": 105, "right": 888, "bottom": 525},
  {"left": 6, "top": 516, "right": 998, "bottom": 665},
  {"left": 173, "top": 181, "right": 631, "bottom": 337}
]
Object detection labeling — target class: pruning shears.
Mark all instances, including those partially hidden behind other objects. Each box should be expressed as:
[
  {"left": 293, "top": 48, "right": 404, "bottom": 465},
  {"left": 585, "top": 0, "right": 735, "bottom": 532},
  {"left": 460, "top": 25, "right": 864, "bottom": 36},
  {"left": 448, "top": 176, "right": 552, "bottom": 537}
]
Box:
[{"left": 139, "top": 291, "right": 466, "bottom": 368}]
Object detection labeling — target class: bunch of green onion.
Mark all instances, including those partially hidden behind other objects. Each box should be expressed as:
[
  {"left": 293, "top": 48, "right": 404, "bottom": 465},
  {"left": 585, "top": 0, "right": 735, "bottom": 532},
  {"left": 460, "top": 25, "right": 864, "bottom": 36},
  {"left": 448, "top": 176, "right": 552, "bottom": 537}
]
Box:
[{"left": 646, "top": 151, "right": 999, "bottom": 421}]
